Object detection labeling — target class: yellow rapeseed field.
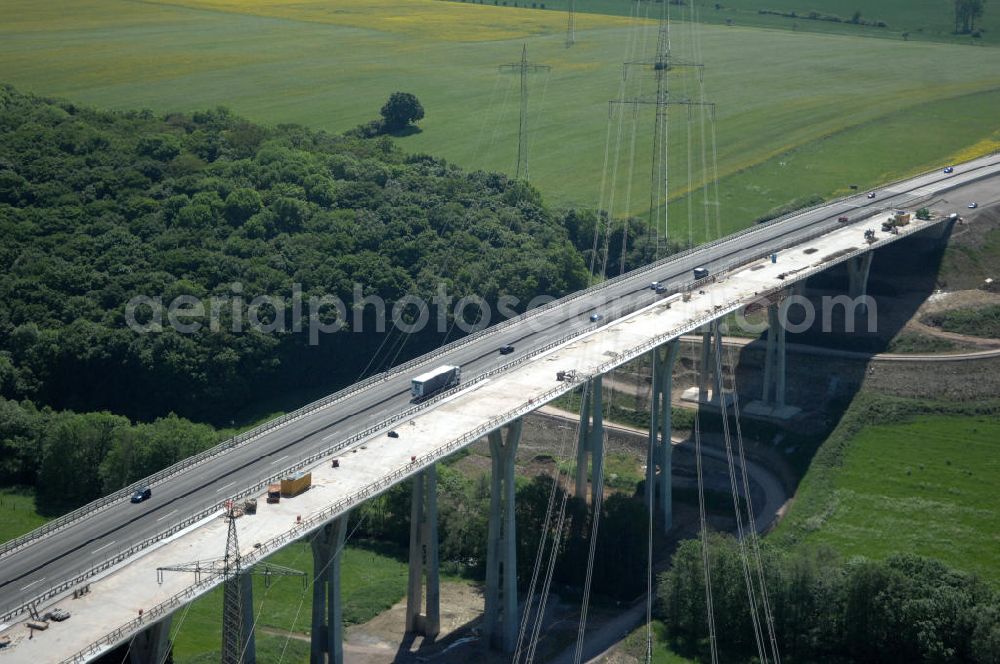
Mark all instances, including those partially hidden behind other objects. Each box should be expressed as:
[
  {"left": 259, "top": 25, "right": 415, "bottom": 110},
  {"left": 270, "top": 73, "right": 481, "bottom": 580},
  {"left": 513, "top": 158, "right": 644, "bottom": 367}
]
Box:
[
  {"left": 153, "top": 0, "right": 640, "bottom": 41},
  {"left": 946, "top": 133, "right": 1000, "bottom": 165}
]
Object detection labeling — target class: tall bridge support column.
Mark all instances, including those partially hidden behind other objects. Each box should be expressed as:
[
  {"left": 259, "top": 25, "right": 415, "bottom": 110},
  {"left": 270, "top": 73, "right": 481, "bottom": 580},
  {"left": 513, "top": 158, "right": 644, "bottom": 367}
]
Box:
[
  {"left": 574, "top": 375, "right": 605, "bottom": 503},
  {"left": 697, "top": 321, "right": 723, "bottom": 404},
  {"left": 746, "top": 284, "right": 805, "bottom": 420},
  {"left": 406, "top": 467, "right": 440, "bottom": 638},
  {"left": 847, "top": 253, "right": 874, "bottom": 313},
  {"left": 221, "top": 570, "right": 256, "bottom": 664},
  {"left": 760, "top": 303, "right": 787, "bottom": 408},
  {"left": 310, "top": 514, "right": 349, "bottom": 664},
  {"left": 646, "top": 340, "right": 680, "bottom": 532},
  {"left": 484, "top": 419, "right": 522, "bottom": 653},
  {"left": 129, "top": 616, "right": 172, "bottom": 664}
]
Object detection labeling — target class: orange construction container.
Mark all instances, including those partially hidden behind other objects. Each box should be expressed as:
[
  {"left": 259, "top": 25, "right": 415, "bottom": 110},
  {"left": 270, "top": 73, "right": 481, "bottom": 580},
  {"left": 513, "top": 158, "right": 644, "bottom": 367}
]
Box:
[{"left": 280, "top": 472, "right": 312, "bottom": 498}]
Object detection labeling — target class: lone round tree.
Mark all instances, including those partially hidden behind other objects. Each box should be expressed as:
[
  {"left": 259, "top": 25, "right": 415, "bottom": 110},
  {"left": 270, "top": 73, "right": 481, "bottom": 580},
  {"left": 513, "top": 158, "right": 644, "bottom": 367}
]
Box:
[{"left": 380, "top": 92, "right": 424, "bottom": 132}]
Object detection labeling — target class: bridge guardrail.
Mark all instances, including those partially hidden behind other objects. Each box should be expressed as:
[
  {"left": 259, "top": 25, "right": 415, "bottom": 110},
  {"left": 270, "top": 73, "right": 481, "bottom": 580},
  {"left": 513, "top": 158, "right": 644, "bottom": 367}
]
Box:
[
  {"left": 7, "top": 188, "right": 960, "bottom": 630},
  {"left": 0, "top": 175, "right": 822, "bottom": 560},
  {"left": 7, "top": 197, "right": 955, "bottom": 627},
  {"left": 58, "top": 271, "right": 773, "bottom": 663},
  {"left": 52, "top": 211, "right": 957, "bottom": 661},
  {"left": 2, "top": 321, "right": 599, "bottom": 625},
  {"left": 12, "top": 151, "right": 999, "bottom": 560}
]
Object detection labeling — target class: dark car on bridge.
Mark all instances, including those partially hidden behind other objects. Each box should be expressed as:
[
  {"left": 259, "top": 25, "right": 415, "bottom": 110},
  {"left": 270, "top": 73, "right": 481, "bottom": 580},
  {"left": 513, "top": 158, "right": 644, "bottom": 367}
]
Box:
[{"left": 130, "top": 486, "right": 152, "bottom": 503}]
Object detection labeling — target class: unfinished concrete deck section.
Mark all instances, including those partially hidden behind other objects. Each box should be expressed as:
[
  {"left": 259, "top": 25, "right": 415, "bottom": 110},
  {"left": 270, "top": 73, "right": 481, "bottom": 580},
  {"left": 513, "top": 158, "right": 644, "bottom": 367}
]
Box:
[{"left": 0, "top": 195, "right": 959, "bottom": 663}]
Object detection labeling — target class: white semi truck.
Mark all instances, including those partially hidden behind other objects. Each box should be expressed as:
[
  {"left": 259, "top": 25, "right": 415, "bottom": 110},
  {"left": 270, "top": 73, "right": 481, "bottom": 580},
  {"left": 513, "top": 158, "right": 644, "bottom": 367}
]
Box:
[{"left": 410, "top": 365, "right": 461, "bottom": 401}]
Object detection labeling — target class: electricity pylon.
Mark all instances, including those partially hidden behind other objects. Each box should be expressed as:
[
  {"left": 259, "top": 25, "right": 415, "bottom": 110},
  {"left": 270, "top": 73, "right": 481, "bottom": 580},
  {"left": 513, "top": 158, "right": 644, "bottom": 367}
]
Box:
[
  {"left": 566, "top": 0, "right": 576, "bottom": 47},
  {"left": 157, "top": 505, "right": 305, "bottom": 664},
  {"left": 499, "top": 45, "right": 551, "bottom": 180},
  {"left": 610, "top": 3, "right": 713, "bottom": 255}
]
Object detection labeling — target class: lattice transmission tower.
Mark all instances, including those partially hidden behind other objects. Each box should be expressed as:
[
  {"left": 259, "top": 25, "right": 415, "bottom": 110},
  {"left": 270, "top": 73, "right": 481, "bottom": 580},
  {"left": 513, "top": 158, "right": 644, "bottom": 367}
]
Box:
[
  {"left": 156, "top": 505, "right": 305, "bottom": 664},
  {"left": 611, "top": 3, "right": 714, "bottom": 254},
  {"left": 499, "top": 45, "right": 551, "bottom": 180}
]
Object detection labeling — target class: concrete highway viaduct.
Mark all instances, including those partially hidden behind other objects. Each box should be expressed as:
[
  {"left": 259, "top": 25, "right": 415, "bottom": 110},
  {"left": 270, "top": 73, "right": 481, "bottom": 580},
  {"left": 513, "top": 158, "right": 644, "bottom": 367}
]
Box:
[{"left": 1, "top": 154, "right": 998, "bottom": 663}]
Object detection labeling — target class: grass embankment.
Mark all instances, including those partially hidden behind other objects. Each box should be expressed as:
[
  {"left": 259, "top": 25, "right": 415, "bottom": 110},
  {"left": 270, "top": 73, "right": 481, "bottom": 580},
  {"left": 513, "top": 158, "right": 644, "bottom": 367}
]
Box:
[
  {"left": 2, "top": 1, "right": 1000, "bottom": 237},
  {"left": 886, "top": 332, "right": 958, "bottom": 354},
  {"left": 924, "top": 304, "right": 1000, "bottom": 339},
  {"left": 941, "top": 225, "right": 1000, "bottom": 289},
  {"left": 773, "top": 392, "right": 1000, "bottom": 585}
]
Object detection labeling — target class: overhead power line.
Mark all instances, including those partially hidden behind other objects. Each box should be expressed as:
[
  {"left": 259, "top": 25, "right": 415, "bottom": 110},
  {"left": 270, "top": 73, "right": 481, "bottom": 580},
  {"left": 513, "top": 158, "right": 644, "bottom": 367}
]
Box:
[{"left": 499, "top": 45, "right": 551, "bottom": 180}]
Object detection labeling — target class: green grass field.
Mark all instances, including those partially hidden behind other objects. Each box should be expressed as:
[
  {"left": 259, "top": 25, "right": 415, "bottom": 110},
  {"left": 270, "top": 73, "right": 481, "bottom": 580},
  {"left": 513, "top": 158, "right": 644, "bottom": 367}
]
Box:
[
  {"left": 620, "top": 620, "right": 697, "bottom": 663},
  {"left": 2, "top": 0, "right": 1000, "bottom": 243},
  {"left": 0, "top": 488, "right": 48, "bottom": 543},
  {"left": 535, "top": 0, "right": 1000, "bottom": 45},
  {"left": 775, "top": 398, "right": 1000, "bottom": 586},
  {"left": 169, "top": 539, "right": 446, "bottom": 662}
]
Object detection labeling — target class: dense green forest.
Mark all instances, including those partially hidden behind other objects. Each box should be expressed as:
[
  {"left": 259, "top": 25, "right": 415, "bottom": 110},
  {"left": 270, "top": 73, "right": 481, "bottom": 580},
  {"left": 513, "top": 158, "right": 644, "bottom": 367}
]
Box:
[
  {"left": 0, "top": 84, "right": 657, "bottom": 514},
  {"left": 0, "top": 396, "right": 222, "bottom": 512},
  {"left": 0, "top": 84, "right": 592, "bottom": 426},
  {"left": 658, "top": 534, "right": 1000, "bottom": 663}
]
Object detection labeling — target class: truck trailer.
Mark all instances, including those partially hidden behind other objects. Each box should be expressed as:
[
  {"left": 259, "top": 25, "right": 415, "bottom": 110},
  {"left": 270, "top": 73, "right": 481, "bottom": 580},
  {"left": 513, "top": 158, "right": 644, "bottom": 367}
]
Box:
[
  {"left": 266, "top": 484, "right": 281, "bottom": 504},
  {"left": 410, "top": 365, "right": 461, "bottom": 401}
]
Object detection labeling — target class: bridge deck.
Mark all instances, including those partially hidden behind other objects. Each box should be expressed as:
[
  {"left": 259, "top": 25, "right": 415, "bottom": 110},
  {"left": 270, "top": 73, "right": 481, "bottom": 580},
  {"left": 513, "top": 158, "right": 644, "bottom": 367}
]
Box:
[{"left": 0, "top": 195, "right": 959, "bottom": 662}]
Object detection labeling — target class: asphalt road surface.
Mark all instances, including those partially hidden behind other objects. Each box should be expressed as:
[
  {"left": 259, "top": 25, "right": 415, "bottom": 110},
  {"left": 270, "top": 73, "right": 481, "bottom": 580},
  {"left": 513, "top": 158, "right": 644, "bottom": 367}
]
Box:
[{"left": 1, "top": 155, "right": 998, "bottom": 617}]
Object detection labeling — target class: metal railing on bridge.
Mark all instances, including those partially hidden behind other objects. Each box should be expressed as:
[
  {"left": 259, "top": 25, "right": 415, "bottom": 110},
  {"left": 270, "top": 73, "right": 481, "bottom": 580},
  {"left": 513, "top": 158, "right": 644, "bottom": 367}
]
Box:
[
  {"left": 0, "top": 186, "right": 848, "bottom": 562},
  {"left": 48, "top": 211, "right": 959, "bottom": 661}
]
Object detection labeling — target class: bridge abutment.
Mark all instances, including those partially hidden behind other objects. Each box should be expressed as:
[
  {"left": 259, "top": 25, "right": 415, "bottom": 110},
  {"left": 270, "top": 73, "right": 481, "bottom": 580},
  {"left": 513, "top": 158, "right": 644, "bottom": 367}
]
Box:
[
  {"left": 406, "top": 467, "right": 440, "bottom": 638},
  {"left": 310, "top": 514, "right": 349, "bottom": 664},
  {"left": 484, "top": 419, "right": 522, "bottom": 653}
]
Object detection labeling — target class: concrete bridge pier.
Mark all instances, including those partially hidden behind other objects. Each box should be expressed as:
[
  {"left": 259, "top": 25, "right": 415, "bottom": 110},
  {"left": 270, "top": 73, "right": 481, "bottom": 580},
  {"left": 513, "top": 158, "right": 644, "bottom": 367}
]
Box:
[
  {"left": 310, "top": 514, "right": 349, "bottom": 664},
  {"left": 574, "top": 375, "right": 605, "bottom": 503},
  {"left": 484, "top": 419, "right": 522, "bottom": 653},
  {"left": 745, "top": 285, "right": 804, "bottom": 420},
  {"left": 760, "top": 302, "right": 787, "bottom": 408},
  {"left": 406, "top": 467, "right": 440, "bottom": 639},
  {"left": 220, "top": 570, "right": 256, "bottom": 664},
  {"left": 128, "top": 616, "right": 172, "bottom": 664},
  {"left": 697, "top": 321, "right": 723, "bottom": 404},
  {"left": 646, "top": 340, "right": 680, "bottom": 532},
  {"left": 847, "top": 252, "right": 874, "bottom": 312}
]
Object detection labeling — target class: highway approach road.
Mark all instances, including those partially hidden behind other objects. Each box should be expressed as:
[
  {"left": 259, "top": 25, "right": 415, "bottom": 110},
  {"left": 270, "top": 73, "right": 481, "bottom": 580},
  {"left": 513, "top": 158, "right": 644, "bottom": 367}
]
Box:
[{"left": 1, "top": 154, "right": 998, "bottom": 619}]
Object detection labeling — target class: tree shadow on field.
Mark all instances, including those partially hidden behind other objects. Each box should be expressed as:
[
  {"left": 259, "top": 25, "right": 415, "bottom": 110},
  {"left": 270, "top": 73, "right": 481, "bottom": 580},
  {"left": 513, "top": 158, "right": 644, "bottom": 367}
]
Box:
[
  {"left": 385, "top": 125, "right": 423, "bottom": 138},
  {"left": 717, "top": 221, "right": 955, "bottom": 487}
]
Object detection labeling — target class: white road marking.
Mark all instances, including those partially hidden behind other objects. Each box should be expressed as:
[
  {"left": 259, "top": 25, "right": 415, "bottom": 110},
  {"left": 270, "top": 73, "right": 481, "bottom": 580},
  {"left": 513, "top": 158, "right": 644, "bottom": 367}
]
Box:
[
  {"left": 156, "top": 509, "right": 178, "bottom": 522},
  {"left": 216, "top": 481, "right": 236, "bottom": 493},
  {"left": 270, "top": 455, "right": 289, "bottom": 465},
  {"left": 20, "top": 578, "right": 44, "bottom": 591},
  {"left": 91, "top": 541, "right": 116, "bottom": 554},
  {"left": 321, "top": 432, "right": 338, "bottom": 441}
]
